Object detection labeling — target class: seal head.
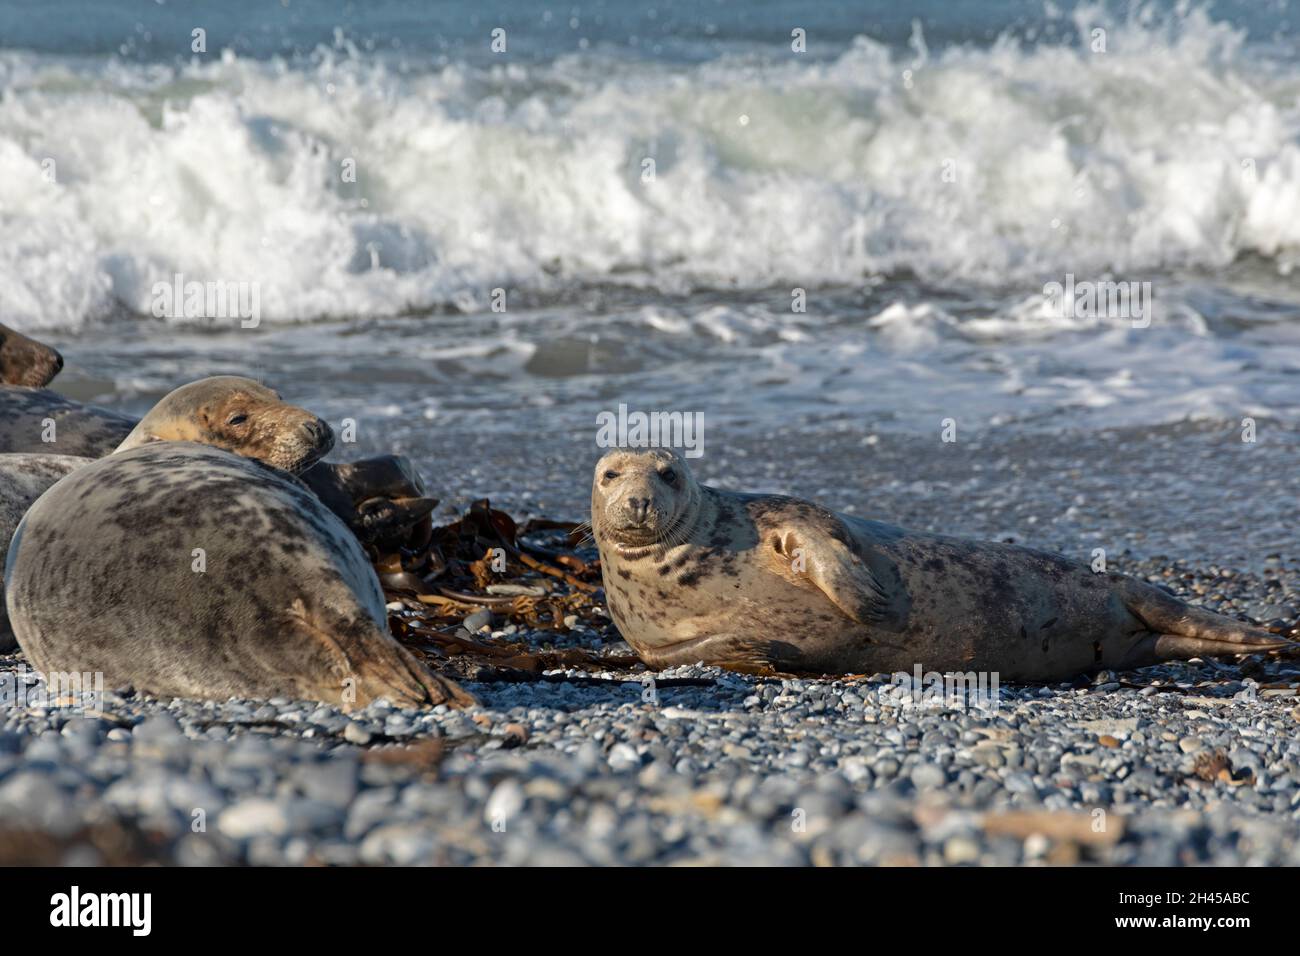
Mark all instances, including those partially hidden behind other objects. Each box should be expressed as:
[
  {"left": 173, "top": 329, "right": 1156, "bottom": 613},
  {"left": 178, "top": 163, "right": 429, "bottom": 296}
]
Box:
[
  {"left": 0, "top": 323, "right": 62, "bottom": 388},
  {"left": 115, "top": 375, "right": 334, "bottom": 474},
  {"left": 592, "top": 447, "right": 703, "bottom": 550}
]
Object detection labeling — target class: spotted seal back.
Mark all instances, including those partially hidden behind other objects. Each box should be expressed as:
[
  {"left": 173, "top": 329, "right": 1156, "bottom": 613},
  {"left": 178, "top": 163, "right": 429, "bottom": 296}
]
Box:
[{"left": 5, "top": 443, "right": 472, "bottom": 709}]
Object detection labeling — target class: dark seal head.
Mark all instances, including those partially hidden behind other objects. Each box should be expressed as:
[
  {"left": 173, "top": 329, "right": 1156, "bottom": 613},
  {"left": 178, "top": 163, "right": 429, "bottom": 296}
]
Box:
[
  {"left": 0, "top": 322, "right": 62, "bottom": 388},
  {"left": 301, "top": 455, "right": 438, "bottom": 551},
  {"left": 116, "top": 376, "right": 334, "bottom": 474},
  {"left": 4, "top": 443, "right": 474, "bottom": 710}
]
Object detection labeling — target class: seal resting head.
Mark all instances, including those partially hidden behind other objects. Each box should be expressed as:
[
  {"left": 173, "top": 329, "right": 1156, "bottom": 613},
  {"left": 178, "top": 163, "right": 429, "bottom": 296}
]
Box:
[
  {"left": 0, "top": 322, "right": 63, "bottom": 388},
  {"left": 115, "top": 375, "right": 334, "bottom": 474},
  {"left": 591, "top": 447, "right": 703, "bottom": 549}
]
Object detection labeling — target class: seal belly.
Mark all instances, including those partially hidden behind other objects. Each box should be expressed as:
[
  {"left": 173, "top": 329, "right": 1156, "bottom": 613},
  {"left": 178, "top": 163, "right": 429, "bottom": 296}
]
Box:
[{"left": 601, "top": 535, "right": 863, "bottom": 672}]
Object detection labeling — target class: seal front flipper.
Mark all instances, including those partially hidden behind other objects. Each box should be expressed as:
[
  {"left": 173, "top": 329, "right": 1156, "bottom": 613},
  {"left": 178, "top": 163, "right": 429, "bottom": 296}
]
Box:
[
  {"left": 770, "top": 524, "right": 890, "bottom": 628},
  {"left": 284, "top": 599, "right": 476, "bottom": 711},
  {"left": 637, "top": 630, "right": 789, "bottom": 674}
]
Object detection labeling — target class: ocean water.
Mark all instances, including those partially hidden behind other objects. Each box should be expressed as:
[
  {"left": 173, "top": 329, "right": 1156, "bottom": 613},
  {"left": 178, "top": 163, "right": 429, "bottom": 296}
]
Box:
[{"left": 1, "top": 0, "right": 1298, "bottom": 440}]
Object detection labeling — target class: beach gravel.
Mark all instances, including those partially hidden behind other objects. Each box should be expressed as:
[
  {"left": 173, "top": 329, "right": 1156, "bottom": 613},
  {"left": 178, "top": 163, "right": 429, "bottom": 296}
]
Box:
[{"left": 0, "top": 554, "right": 1297, "bottom": 865}]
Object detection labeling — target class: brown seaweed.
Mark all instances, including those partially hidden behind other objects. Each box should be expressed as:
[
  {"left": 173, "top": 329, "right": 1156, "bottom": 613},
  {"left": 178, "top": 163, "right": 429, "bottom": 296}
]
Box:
[{"left": 373, "top": 499, "right": 638, "bottom": 684}]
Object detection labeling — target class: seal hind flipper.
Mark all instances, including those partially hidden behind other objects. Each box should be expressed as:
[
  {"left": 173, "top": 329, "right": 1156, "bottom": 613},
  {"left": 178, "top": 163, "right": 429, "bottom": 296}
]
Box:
[
  {"left": 772, "top": 526, "right": 889, "bottom": 628},
  {"left": 1120, "top": 577, "right": 1296, "bottom": 651}
]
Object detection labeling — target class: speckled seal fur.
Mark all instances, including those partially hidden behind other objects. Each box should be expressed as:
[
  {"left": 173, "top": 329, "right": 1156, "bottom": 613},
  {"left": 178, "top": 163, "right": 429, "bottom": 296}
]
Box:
[
  {"left": 5, "top": 443, "right": 473, "bottom": 709},
  {"left": 0, "top": 455, "right": 90, "bottom": 651},
  {"left": 0, "top": 386, "right": 136, "bottom": 457},
  {"left": 592, "top": 449, "right": 1291, "bottom": 681}
]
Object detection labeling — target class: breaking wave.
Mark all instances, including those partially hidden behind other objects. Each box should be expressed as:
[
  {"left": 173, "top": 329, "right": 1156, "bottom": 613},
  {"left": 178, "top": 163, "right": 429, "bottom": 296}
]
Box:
[{"left": 1, "top": 3, "right": 1298, "bottom": 329}]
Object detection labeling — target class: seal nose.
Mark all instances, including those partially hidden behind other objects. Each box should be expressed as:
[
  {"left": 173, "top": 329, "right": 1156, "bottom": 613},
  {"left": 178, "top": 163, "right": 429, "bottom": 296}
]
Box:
[
  {"left": 627, "top": 496, "right": 650, "bottom": 523},
  {"left": 302, "top": 417, "right": 335, "bottom": 454}
]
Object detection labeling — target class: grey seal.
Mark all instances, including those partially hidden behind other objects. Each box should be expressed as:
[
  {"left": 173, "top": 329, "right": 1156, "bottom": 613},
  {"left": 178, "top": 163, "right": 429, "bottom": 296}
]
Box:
[
  {"left": 590, "top": 449, "right": 1290, "bottom": 680},
  {"left": 0, "top": 376, "right": 334, "bottom": 650},
  {"left": 0, "top": 386, "right": 136, "bottom": 458},
  {"left": 5, "top": 443, "right": 472, "bottom": 709}
]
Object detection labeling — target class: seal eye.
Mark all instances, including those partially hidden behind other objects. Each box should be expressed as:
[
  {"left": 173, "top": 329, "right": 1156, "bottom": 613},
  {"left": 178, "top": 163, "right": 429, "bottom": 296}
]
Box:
[
  {"left": 660, "top": 469, "right": 677, "bottom": 484},
  {"left": 603, "top": 469, "right": 620, "bottom": 481},
  {"left": 227, "top": 413, "right": 248, "bottom": 426}
]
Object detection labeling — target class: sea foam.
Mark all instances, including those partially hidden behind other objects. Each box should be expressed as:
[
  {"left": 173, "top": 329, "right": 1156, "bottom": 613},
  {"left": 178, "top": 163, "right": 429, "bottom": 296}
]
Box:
[{"left": 1, "top": 5, "right": 1297, "bottom": 330}]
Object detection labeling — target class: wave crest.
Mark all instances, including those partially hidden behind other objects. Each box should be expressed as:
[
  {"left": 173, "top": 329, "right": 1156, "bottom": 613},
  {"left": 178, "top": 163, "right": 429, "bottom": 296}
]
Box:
[{"left": 1, "top": 5, "right": 1298, "bottom": 329}]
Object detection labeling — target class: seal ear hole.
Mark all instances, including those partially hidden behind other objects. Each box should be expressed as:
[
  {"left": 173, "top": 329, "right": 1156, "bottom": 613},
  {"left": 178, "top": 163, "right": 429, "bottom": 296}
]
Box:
[{"left": 772, "top": 532, "right": 799, "bottom": 556}]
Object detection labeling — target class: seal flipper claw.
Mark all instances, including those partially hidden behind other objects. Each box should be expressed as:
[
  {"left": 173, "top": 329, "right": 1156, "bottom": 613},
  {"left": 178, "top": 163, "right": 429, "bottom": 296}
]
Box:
[
  {"left": 356, "top": 495, "right": 438, "bottom": 541},
  {"left": 774, "top": 526, "right": 890, "bottom": 628},
  {"left": 389, "top": 642, "right": 478, "bottom": 709}
]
